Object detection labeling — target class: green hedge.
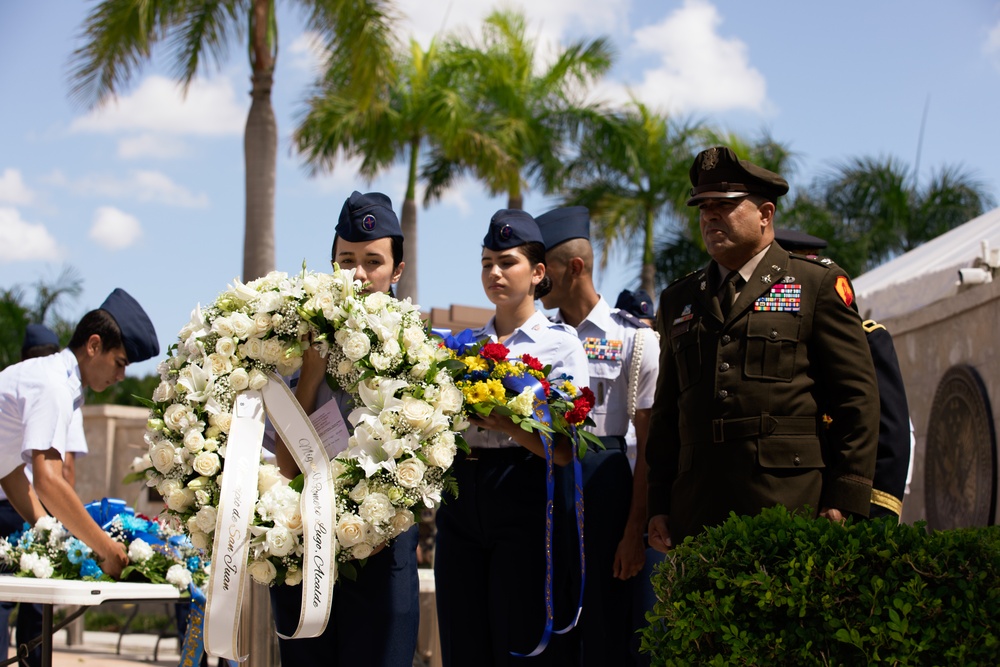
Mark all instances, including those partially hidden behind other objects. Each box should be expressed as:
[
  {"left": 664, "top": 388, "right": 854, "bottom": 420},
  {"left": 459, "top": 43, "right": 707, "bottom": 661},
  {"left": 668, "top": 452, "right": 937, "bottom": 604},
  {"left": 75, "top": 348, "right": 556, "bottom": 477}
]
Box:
[{"left": 641, "top": 506, "right": 1000, "bottom": 666}]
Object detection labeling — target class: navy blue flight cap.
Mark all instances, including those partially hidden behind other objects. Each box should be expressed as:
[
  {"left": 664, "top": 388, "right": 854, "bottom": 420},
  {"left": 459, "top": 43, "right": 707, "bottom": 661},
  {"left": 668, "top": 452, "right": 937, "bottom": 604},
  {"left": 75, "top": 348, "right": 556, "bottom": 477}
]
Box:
[
  {"left": 773, "top": 228, "right": 828, "bottom": 252},
  {"left": 483, "top": 209, "right": 543, "bottom": 250},
  {"left": 23, "top": 324, "right": 59, "bottom": 350},
  {"left": 535, "top": 206, "right": 590, "bottom": 251},
  {"left": 99, "top": 288, "right": 159, "bottom": 363},
  {"left": 335, "top": 191, "right": 402, "bottom": 243},
  {"left": 615, "top": 289, "right": 655, "bottom": 319}
]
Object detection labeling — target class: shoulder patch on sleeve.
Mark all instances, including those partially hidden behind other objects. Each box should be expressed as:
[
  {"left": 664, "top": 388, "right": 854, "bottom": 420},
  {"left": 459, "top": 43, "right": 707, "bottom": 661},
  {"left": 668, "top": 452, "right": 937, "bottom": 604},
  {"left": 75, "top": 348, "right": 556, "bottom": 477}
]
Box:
[{"left": 835, "top": 275, "right": 854, "bottom": 307}]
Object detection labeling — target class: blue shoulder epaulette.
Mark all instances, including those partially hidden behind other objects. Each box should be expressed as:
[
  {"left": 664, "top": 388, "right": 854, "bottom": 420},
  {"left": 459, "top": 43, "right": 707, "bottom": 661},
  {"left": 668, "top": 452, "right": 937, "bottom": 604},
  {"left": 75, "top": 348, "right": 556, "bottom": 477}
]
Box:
[{"left": 611, "top": 309, "right": 650, "bottom": 329}]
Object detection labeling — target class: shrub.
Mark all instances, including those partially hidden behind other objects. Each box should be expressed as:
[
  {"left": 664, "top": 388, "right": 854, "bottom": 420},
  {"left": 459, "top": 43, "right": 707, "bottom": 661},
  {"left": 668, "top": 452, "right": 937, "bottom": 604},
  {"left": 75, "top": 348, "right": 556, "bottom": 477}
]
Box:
[{"left": 641, "top": 506, "right": 1000, "bottom": 666}]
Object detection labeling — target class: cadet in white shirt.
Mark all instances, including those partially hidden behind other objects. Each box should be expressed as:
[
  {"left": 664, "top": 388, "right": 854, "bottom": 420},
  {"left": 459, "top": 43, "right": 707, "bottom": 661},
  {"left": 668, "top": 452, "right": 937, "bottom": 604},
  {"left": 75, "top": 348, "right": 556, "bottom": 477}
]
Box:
[
  {"left": 0, "top": 289, "right": 158, "bottom": 579},
  {"left": 434, "top": 210, "right": 589, "bottom": 667},
  {"left": 537, "top": 207, "right": 660, "bottom": 667}
]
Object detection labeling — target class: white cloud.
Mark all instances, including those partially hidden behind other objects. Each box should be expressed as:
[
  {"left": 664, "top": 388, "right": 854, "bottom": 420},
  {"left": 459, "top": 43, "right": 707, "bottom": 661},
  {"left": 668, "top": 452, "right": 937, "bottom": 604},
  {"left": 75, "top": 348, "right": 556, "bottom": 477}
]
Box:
[
  {"left": 63, "top": 170, "right": 209, "bottom": 208},
  {"left": 118, "top": 133, "right": 189, "bottom": 159},
  {"left": 627, "top": 0, "right": 767, "bottom": 114},
  {"left": 0, "top": 168, "right": 36, "bottom": 205},
  {"left": 0, "top": 207, "right": 62, "bottom": 261},
  {"left": 985, "top": 20, "right": 1000, "bottom": 70},
  {"left": 70, "top": 75, "right": 246, "bottom": 158},
  {"left": 89, "top": 206, "right": 142, "bottom": 250}
]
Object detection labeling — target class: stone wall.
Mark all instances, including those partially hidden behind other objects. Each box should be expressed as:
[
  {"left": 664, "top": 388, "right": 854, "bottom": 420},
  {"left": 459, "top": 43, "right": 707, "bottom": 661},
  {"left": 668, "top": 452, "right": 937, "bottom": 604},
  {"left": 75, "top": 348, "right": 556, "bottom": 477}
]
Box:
[
  {"left": 877, "top": 277, "right": 1000, "bottom": 526},
  {"left": 77, "top": 404, "right": 158, "bottom": 515}
]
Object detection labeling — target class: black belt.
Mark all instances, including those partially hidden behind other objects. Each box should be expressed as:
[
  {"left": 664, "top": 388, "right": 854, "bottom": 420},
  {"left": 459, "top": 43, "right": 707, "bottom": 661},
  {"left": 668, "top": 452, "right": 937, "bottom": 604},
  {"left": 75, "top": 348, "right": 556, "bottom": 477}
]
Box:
[
  {"left": 681, "top": 414, "right": 817, "bottom": 444},
  {"left": 593, "top": 435, "right": 626, "bottom": 453}
]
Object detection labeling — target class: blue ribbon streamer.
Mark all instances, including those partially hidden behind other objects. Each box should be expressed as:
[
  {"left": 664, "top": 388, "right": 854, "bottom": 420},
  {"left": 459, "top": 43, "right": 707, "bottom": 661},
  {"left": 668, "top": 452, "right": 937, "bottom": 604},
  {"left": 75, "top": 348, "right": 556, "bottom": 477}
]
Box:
[
  {"left": 178, "top": 584, "right": 206, "bottom": 667},
  {"left": 502, "top": 373, "right": 586, "bottom": 657},
  {"left": 84, "top": 498, "right": 134, "bottom": 530},
  {"left": 554, "top": 430, "right": 585, "bottom": 636},
  {"left": 440, "top": 327, "right": 479, "bottom": 355}
]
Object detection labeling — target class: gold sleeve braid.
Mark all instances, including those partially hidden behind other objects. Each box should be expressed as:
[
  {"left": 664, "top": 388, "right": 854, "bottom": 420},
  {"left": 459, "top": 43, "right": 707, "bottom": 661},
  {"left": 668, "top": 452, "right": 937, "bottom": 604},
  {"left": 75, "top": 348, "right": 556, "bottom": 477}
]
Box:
[{"left": 871, "top": 488, "right": 903, "bottom": 515}]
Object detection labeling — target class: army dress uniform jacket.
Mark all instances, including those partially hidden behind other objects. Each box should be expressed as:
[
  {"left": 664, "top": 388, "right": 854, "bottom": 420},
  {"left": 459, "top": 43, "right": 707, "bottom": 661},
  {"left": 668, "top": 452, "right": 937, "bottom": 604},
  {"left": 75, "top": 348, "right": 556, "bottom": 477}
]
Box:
[{"left": 646, "top": 243, "right": 880, "bottom": 542}]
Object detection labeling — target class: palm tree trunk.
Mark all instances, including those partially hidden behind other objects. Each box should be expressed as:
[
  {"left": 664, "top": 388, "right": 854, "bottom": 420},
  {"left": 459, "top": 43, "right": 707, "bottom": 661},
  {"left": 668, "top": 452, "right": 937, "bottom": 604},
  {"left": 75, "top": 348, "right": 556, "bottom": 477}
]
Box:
[
  {"left": 243, "top": 0, "right": 277, "bottom": 281},
  {"left": 640, "top": 206, "right": 656, "bottom": 296},
  {"left": 507, "top": 192, "right": 523, "bottom": 210},
  {"left": 396, "top": 137, "right": 420, "bottom": 302}
]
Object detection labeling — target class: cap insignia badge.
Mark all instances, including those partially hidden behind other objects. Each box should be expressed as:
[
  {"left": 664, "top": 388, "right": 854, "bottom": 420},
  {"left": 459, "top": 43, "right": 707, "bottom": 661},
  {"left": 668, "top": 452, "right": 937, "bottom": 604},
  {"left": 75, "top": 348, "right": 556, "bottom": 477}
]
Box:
[
  {"left": 701, "top": 147, "right": 719, "bottom": 170},
  {"left": 500, "top": 224, "right": 513, "bottom": 240},
  {"left": 761, "top": 274, "right": 772, "bottom": 284},
  {"left": 362, "top": 214, "right": 376, "bottom": 231}
]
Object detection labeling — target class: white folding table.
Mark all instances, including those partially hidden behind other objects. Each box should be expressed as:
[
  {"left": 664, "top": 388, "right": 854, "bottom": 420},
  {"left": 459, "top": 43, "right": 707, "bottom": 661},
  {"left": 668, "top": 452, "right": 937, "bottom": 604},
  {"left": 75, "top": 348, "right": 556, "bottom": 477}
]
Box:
[{"left": 0, "top": 576, "right": 181, "bottom": 667}]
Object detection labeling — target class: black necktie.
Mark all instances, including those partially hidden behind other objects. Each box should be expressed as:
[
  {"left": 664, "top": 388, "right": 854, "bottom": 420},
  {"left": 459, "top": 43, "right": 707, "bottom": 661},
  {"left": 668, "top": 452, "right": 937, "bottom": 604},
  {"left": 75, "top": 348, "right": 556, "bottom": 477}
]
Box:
[{"left": 720, "top": 271, "right": 741, "bottom": 319}]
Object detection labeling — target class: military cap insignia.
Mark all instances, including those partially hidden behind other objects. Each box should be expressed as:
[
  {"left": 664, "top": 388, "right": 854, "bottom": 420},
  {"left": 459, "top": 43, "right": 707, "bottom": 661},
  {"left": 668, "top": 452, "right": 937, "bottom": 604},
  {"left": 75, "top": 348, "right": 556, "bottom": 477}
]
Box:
[
  {"left": 835, "top": 275, "right": 854, "bottom": 307},
  {"left": 761, "top": 274, "right": 772, "bottom": 284},
  {"left": 362, "top": 213, "right": 376, "bottom": 231},
  {"left": 700, "top": 280, "right": 707, "bottom": 291},
  {"left": 754, "top": 284, "right": 801, "bottom": 312},
  {"left": 584, "top": 337, "right": 622, "bottom": 361},
  {"left": 701, "top": 147, "right": 719, "bottom": 170},
  {"left": 500, "top": 224, "right": 513, "bottom": 240}
]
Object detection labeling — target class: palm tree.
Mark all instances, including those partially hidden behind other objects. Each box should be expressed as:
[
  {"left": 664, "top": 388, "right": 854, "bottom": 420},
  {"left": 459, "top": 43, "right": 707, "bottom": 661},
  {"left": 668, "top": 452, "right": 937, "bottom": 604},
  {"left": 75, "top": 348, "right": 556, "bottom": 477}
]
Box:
[
  {"left": 561, "top": 99, "right": 699, "bottom": 296},
  {"left": 0, "top": 269, "right": 82, "bottom": 370},
  {"left": 295, "top": 38, "right": 498, "bottom": 302},
  {"left": 69, "top": 0, "right": 397, "bottom": 281},
  {"left": 423, "top": 9, "right": 613, "bottom": 210},
  {"left": 782, "top": 156, "right": 995, "bottom": 277}
]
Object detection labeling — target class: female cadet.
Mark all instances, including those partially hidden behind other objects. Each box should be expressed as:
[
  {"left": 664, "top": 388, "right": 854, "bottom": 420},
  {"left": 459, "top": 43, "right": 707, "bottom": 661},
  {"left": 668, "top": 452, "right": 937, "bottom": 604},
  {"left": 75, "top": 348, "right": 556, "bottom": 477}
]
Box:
[
  {"left": 268, "top": 191, "right": 419, "bottom": 666},
  {"left": 434, "top": 209, "right": 590, "bottom": 666}
]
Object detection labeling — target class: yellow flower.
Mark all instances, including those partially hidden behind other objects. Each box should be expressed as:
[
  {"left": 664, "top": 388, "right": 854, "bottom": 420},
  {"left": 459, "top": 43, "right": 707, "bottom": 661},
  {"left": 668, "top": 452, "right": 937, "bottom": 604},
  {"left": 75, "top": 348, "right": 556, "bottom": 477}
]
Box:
[
  {"left": 461, "top": 382, "right": 493, "bottom": 405},
  {"left": 493, "top": 361, "right": 519, "bottom": 378},
  {"left": 560, "top": 380, "right": 577, "bottom": 396},
  {"left": 527, "top": 369, "right": 546, "bottom": 381},
  {"left": 486, "top": 379, "right": 507, "bottom": 402},
  {"left": 463, "top": 355, "right": 488, "bottom": 372}
]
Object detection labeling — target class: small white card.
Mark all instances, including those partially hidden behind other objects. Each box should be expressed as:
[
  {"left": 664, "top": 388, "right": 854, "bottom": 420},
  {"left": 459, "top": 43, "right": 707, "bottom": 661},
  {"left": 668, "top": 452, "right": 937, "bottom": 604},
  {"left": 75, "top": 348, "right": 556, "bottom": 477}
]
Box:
[{"left": 309, "top": 398, "right": 351, "bottom": 460}]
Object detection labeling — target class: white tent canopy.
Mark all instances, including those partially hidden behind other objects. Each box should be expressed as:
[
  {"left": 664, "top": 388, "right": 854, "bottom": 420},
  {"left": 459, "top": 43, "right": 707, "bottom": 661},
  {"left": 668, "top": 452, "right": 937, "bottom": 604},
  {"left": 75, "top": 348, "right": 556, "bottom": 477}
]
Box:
[{"left": 852, "top": 206, "right": 1000, "bottom": 321}]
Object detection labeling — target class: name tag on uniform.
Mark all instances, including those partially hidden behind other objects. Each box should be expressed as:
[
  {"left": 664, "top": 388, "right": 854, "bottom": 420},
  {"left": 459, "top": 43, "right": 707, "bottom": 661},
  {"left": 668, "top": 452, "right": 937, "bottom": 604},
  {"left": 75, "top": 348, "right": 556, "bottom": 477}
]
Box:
[
  {"left": 584, "top": 337, "right": 622, "bottom": 361},
  {"left": 754, "top": 284, "right": 802, "bottom": 312}
]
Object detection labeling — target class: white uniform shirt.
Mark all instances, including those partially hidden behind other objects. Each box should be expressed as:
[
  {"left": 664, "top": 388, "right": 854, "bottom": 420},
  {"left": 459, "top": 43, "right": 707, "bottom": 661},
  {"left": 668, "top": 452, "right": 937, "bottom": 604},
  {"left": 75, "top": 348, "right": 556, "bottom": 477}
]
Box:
[
  {"left": 466, "top": 309, "right": 590, "bottom": 450},
  {"left": 554, "top": 297, "right": 659, "bottom": 438},
  {"left": 0, "top": 349, "right": 84, "bottom": 479}
]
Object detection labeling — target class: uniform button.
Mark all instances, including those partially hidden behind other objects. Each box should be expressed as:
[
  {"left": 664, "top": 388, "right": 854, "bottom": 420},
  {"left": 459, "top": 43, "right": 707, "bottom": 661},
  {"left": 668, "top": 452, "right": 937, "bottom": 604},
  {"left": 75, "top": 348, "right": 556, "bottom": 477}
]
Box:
[
  {"left": 717, "top": 390, "right": 728, "bottom": 399},
  {"left": 770, "top": 330, "right": 778, "bottom": 339},
  {"left": 719, "top": 362, "right": 730, "bottom": 372},
  {"left": 793, "top": 455, "right": 801, "bottom": 466},
  {"left": 721, "top": 335, "right": 731, "bottom": 344}
]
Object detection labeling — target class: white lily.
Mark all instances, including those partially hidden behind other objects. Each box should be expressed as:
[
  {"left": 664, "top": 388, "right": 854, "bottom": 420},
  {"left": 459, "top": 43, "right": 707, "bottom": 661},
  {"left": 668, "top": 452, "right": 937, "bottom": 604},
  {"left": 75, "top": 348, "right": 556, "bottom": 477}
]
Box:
[
  {"left": 177, "top": 362, "right": 214, "bottom": 403},
  {"left": 349, "top": 378, "right": 408, "bottom": 425}
]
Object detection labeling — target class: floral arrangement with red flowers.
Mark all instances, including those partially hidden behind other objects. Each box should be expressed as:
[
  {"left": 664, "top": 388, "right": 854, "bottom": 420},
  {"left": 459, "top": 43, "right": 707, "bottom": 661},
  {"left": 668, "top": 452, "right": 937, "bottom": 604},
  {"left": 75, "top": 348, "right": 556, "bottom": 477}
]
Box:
[{"left": 439, "top": 330, "right": 603, "bottom": 457}]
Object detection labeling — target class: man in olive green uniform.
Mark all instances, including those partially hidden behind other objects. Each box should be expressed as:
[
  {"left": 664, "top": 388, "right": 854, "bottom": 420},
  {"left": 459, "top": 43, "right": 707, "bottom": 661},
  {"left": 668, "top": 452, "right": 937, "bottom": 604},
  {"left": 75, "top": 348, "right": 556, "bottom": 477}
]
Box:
[{"left": 646, "top": 147, "right": 880, "bottom": 550}]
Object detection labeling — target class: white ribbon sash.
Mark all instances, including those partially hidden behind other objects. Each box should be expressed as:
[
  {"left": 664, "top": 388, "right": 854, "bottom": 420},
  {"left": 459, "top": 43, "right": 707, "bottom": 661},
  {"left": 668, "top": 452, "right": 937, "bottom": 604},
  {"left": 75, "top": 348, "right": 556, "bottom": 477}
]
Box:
[{"left": 204, "top": 377, "right": 337, "bottom": 660}]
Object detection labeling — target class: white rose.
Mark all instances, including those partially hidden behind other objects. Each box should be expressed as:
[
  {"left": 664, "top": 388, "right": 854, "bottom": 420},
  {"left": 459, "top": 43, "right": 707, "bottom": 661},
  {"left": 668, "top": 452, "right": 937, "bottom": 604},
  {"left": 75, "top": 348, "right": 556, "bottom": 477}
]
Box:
[
  {"left": 230, "top": 312, "right": 255, "bottom": 339},
  {"left": 239, "top": 337, "right": 264, "bottom": 359},
  {"left": 284, "top": 567, "right": 303, "bottom": 586},
  {"left": 166, "top": 564, "right": 194, "bottom": 589},
  {"left": 351, "top": 543, "right": 374, "bottom": 560},
  {"left": 337, "top": 358, "right": 355, "bottom": 375},
  {"left": 381, "top": 338, "right": 401, "bottom": 358},
  {"left": 165, "top": 488, "right": 196, "bottom": 512},
  {"left": 31, "top": 555, "right": 54, "bottom": 579},
  {"left": 190, "top": 530, "right": 211, "bottom": 550},
  {"left": 409, "top": 361, "right": 430, "bottom": 380},
  {"left": 193, "top": 452, "right": 222, "bottom": 477},
  {"left": 212, "top": 317, "right": 235, "bottom": 338},
  {"left": 358, "top": 492, "right": 393, "bottom": 525},
  {"left": 301, "top": 273, "right": 320, "bottom": 295},
  {"left": 152, "top": 381, "right": 175, "bottom": 403},
  {"left": 276, "top": 355, "right": 303, "bottom": 376},
  {"left": 342, "top": 332, "right": 371, "bottom": 362},
  {"left": 330, "top": 459, "right": 348, "bottom": 479},
  {"left": 364, "top": 291, "right": 391, "bottom": 313},
  {"left": 425, "top": 442, "right": 456, "bottom": 469},
  {"left": 264, "top": 525, "right": 295, "bottom": 557},
  {"left": 390, "top": 509, "right": 415, "bottom": 537},
  {"left": 370, "top": 352, "right": 393, "bottom": 371},
  {"left": 163, "top": 404, "right": 193, "bottom": 432},
  {"left": 262, "top": 338, "right": 285, "bottom": 365},
  {"left": 401, "top": 326, "right": 425, "bottom": 350},
  {"left": 399, "top": 397, "right": 435, "bottom": 430},
  {"left": 215, "top": 337, "right": 238, "bottom": 358},
  {"left": 195, "top": 489, "right": 211, "bottom": 505},
  {"left": 128, "top": 539, "right": 155, "bottom": 563},
  {"left": 435, "top": 384, "right": 464, "bottom": 414},
  {"left": 209, "top": 412, "right": 233, "bottom": 434},
  {"left": 507, "top": 386, "right": 536, "bottom": 417},
  {"left": 258, "top": 465, "right": 283, "bottom": 494},
  {"left": 336, "top": 514, "right": 366, "bottom": 548},
  {"left": 130, "top": 453, "right": 153, "bottom": 473},
  {"left": 253, "top": 312, "right": 273, "bottom": 336},
  {"left": 194, "top": 505, "right": 218, "bottom": 534},
  {"left": 229, "top": 367, "right": 250, "bottom": 392},
  {"left": 349, "top": 479, "right": 369, "bottom": 504},
  {"left": 396, "top": 458, "right": 426, "bottom": 488},
  {"left": 150, "top": 441, "right": 177, "bottom": 474},
  {"left": 206, "top": 353, "right": 234, "bottom": 376},
  {"left": 158, "top": 478, "right": 183, "bottom": 498},
  {"left": 248, "top": 369, "right": 269, "bottom": 391},
  {"left": 183, "top": 429, "right": 206, "bottom": 453}
]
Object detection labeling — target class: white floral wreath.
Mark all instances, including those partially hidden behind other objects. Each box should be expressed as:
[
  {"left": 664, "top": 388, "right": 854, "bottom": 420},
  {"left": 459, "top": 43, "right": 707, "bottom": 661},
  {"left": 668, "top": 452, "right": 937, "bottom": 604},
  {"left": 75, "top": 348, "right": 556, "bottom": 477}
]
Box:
[{"left": 133, "top": 267, "right": 467, "bottom": 586}]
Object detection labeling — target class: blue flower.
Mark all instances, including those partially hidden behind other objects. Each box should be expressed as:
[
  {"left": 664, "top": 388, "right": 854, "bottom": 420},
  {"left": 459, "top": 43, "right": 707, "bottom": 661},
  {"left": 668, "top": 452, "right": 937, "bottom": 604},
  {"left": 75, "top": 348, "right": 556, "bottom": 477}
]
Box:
[
  {"left": 186, "top": 556, "right": 202, "bottom": 573},
  {"left": 65, "top": 538, "right": 91, "bottom": 564},
  {"left": 80, "top": 558, "right": 103, "bottom": 578},
  {"left": 442, "top": 328, "right": 478, "bottom": 355}
]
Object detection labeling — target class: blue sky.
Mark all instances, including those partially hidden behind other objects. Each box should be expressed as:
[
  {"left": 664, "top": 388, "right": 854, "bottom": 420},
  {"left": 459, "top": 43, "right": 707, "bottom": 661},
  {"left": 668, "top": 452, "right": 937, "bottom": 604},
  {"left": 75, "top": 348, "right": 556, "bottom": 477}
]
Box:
[{"left": 2, "top": 0, "right": 1000, "bottom": 377}]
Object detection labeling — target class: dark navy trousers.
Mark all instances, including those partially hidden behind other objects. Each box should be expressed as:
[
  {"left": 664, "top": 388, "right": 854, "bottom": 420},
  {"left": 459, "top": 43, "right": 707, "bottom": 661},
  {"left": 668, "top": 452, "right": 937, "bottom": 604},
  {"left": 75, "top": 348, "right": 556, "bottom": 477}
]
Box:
[
  {"left": 269, "top": 525, "right": 419, "bottom": 666},
  {"left": 0, "top": 500, "right": 42, "bottom": 667}
]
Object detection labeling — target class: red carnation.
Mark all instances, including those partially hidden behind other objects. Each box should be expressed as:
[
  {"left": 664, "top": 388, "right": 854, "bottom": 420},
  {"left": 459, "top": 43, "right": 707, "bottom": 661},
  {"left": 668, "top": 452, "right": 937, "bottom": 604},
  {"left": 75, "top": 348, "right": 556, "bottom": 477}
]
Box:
[
  {"left": 520, "top": 354, "right": 544, "bottom": 372},
  {"left": 565, "top": 404, "right": 589, "bottom": 425},
  {"left": 539, "top": 378, "right": 551, "bottom": 397},
  {"left": 480, "top": 342, "right": 510, "bottom": 362},
  {"left": 579, "top": 386, "right": 595, "bottom": 408}
]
